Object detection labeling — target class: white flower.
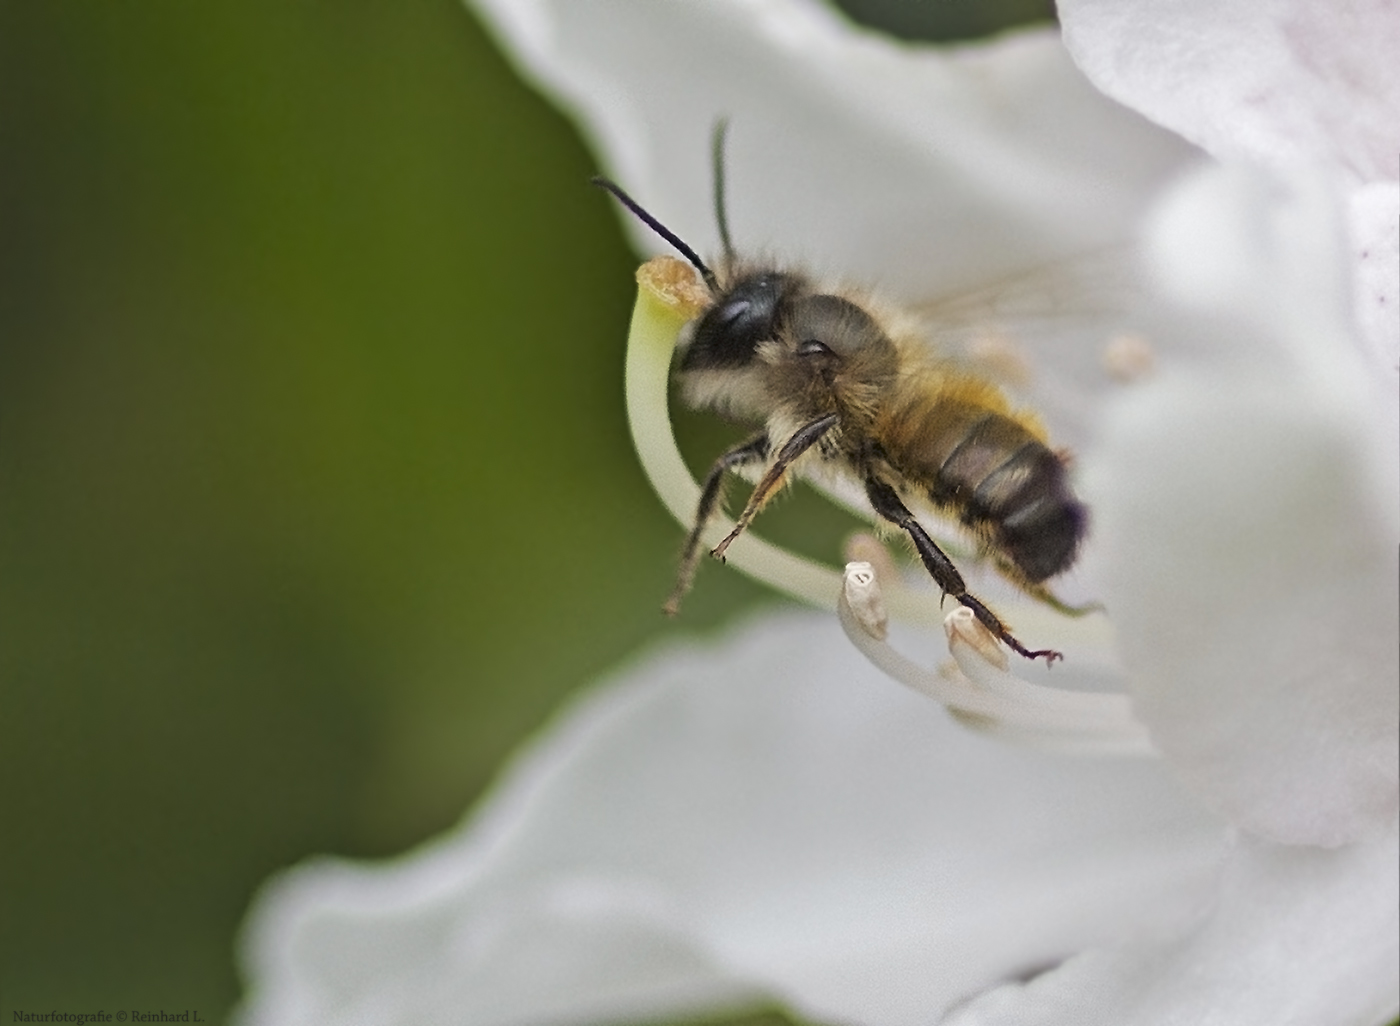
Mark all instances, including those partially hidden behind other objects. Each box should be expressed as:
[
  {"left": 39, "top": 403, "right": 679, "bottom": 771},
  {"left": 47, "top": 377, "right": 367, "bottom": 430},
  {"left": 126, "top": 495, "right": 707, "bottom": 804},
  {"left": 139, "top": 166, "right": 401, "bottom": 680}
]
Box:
[{"left": 236, "top": 2, "right": 1399, "bottom": 1024}]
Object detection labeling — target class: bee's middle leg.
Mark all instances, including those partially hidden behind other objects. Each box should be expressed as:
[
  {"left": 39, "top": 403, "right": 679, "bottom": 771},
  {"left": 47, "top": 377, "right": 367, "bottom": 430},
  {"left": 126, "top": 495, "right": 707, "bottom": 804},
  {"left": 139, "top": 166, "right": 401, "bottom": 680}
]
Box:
[{"left": 864, "top": 477, "right": 1062, "bottom": 663}]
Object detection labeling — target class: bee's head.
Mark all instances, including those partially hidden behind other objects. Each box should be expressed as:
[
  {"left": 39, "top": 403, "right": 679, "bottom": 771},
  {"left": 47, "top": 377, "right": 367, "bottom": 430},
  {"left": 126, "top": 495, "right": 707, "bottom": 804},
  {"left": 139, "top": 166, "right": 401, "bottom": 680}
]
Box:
[
  {"left": 593, "top": 127, "right": 893, "bottom": 420},
  {"left": 680, "top": 271, "right": 804, "bottom": 371}
]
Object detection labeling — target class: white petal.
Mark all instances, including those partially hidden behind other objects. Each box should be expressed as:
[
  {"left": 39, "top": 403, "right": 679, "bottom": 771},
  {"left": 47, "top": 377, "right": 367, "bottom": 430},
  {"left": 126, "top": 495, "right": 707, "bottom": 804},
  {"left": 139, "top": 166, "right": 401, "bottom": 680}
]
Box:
[
  {"left": 1058, "top": 0, "right": 1400, "bottom": 187},
  {"left": 1058, "top": 0, "right": 1400, "bottom": 374},
  {"left": 946, "top": 822, "right": 1400, "bottom": 1026},
  {"left": 1349, "top": 182, "right": 1400, "bottom": 379},
  {"left": 238, "top": 613, "right": 1224, "bottom": 1026},
  {"left": 467, "top": 0, "right": 1196, "bottom": 302},
  {"left": 1088, "top": 163, "right": 1400, "bottom": 846}
]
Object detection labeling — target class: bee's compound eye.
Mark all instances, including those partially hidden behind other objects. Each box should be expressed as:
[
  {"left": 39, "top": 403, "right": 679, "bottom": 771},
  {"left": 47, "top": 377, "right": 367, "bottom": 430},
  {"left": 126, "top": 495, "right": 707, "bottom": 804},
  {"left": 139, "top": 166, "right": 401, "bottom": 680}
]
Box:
[
  {"left": 717, "top": 298, "right": 753, "bottom": 327},
  {"left": 788, "top": 294, "right": 887, "bottom": 359}
]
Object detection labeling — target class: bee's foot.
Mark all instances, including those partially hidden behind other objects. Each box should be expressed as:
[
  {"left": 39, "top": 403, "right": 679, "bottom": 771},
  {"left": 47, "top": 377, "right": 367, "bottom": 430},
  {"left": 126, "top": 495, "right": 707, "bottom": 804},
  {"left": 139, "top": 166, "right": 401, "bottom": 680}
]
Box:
[{"left": 1004, "top": 636, "right": 1063, "bottom": 665}]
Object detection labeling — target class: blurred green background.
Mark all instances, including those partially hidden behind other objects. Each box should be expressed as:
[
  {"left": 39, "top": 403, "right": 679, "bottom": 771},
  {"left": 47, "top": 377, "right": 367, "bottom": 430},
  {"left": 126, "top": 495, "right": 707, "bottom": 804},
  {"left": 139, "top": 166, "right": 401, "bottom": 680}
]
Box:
[{"left": 0, "top": 1, "right": 1048, "bottom": 1022}]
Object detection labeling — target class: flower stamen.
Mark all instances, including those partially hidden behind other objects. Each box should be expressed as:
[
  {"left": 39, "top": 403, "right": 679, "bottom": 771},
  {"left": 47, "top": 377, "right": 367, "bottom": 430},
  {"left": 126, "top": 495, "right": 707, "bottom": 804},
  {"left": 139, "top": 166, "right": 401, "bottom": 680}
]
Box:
[
  {"left": 840, "top": 564, "right": 1156, "bottom": 756},
  {"left": 627, "top": 258, "right": 844, "bottom": 610},
  {"left": 842, "top": 561, "right": 889, "bottom": 640}
]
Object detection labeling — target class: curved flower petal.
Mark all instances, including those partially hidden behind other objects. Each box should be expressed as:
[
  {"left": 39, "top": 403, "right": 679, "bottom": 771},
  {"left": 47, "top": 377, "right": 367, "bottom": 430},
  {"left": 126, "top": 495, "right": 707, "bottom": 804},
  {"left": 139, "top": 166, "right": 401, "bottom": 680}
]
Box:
[
  {"left": 1057, "top": 0, "right": 1400, "bottom": 187},
  {"left": 1058, "top": 0, "right": 1400, "bottom": 381},
  {"left": 1087, "top": 162, "right": 1400, "bottom": 846},
  {"left": 945, "top": 821, "right": 1400, "bottom": 1026},
  {"left": 469, "top": 0, "right": 1197, "bottom": 303},
  {"left": 238, "top": 613, "right": 1225, "bottom": 1026},
  {"left": 1348, "top": 182, "right": 1400, "bottom": 378}
]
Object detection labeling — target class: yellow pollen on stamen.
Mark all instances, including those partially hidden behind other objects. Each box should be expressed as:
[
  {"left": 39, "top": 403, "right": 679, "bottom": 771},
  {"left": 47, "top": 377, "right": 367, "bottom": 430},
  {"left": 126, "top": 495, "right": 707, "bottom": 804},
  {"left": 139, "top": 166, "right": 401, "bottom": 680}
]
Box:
[{"left": 636, "top": 256, "right": 711, "bottom": 319}]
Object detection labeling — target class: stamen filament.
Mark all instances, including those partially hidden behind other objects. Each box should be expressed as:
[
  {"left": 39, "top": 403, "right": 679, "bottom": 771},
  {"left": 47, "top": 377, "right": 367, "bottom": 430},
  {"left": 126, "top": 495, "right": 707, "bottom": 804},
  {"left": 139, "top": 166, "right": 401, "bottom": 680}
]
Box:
[
  {"left": 840, "top": 563, "right": 1155, "bottom": 756},
  {"left": 627, "top": 259, "right": 841, "bottom": 609}
]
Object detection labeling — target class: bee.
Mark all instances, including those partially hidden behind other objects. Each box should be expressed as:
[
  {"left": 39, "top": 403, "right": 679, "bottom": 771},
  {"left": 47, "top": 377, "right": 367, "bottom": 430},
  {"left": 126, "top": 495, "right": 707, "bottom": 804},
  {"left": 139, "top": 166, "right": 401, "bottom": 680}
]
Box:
[{"left": 594, "top": 127, "right": 1089, "bottom": 662}]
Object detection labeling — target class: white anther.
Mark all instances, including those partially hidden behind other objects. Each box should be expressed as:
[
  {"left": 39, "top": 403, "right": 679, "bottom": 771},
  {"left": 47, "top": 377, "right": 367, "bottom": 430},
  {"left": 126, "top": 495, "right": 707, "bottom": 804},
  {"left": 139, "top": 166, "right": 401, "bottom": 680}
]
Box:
[
  {"left": 1102, "top": 332, "right": 1155, "bottom": 383},
  {"left": 842, "top": 532, "right": 903, "bottom": 593},
  {"left": 842, "top": 562, "right": 889, "bottom": 640},
  {"left": 943, "top": 606, "right": 1009, "bottom": 671}
]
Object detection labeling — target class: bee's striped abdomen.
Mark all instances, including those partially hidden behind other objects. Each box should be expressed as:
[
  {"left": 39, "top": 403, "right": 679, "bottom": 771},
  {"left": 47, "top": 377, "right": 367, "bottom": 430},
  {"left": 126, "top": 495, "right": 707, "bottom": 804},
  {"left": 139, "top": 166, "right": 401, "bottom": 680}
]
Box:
[{"left": 896, "top": 404, "right": 1087, "bottom": 584}]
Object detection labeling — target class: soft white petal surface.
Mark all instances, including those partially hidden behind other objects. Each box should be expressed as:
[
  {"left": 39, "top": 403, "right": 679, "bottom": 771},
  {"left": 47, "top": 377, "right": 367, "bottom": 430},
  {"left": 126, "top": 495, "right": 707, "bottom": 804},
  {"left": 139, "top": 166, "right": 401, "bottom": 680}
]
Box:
[
  {"left": 1087, "top": 162, "right": 1400, "bottom": 846},
  {"left": 1058, "top": 0, "right": 1400, "bottom": 187},
  {"left": 946, "top": 822, "right": 1400, "bottom": 1026},
  {"left": 1348, "top": 183, "right": 1400, "bottom": 378},
  {"left": 468, "top": 0, "right": 1197, "bottom": 303},
  {"left": 238, "top": 614, "right": 1225, "bottom": 1026},
  {"left": 1059, "top": 0, "right": 1400, "bottom": 377}
]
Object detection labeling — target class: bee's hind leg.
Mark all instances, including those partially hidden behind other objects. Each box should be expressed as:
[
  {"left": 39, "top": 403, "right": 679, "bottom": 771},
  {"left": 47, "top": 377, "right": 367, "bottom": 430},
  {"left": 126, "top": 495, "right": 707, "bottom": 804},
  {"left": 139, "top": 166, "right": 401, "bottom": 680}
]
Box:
[
  {"left": 864, "top": 477, "right": 1061, "bottom": 663},
  {"left": 664, "top": 432, "right": 770, "bottom": 616}
]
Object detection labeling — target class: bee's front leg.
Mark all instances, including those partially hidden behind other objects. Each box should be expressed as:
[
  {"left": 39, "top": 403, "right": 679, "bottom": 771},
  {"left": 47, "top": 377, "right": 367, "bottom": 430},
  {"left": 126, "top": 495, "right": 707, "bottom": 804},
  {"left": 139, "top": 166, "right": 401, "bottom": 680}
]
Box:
[{"left": 664, "top": 432, "right": 770, "bottom": 616}]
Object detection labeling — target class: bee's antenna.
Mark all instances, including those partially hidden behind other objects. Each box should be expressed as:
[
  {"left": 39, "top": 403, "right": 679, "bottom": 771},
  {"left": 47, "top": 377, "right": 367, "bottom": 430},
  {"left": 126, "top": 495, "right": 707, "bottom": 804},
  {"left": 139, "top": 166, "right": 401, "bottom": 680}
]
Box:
[
  {"left": 711, "top": 118, "right": 735, "bottom": 264},
  {"left": 591, "top": 175, "right": 718, "bottom": 293}
]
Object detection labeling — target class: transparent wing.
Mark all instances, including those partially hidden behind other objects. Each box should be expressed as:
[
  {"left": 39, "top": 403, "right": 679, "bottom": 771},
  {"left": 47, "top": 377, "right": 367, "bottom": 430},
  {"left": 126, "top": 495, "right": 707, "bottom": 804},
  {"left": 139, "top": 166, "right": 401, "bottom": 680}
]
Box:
[
  {"left": 905, "top": 245, "right": 1150, "bottom": 449},
  {"left": 801, "top": 245, "right": 1148, "bottom": 610}
]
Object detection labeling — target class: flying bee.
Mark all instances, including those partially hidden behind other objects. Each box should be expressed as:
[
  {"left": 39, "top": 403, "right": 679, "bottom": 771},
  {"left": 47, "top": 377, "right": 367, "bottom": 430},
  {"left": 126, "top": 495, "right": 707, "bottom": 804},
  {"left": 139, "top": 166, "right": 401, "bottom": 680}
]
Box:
[{"left": 593, "top": 127, "right": 1090, "bottom": 663}]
